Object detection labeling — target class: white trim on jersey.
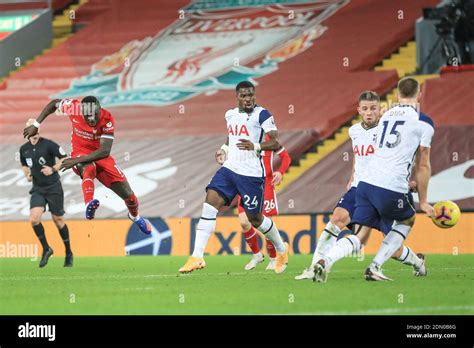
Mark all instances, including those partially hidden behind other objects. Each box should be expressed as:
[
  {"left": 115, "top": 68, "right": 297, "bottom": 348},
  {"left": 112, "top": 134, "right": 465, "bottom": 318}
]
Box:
[
  {"left": 101, "top": 134, "right": 115, "bottom": 140},
  {"left": 276, "top": 146, "right": 286, "bottom": 155}
]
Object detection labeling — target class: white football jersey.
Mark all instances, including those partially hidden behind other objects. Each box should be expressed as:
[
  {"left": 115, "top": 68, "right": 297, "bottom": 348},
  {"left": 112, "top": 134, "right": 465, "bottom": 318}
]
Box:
[
  {"left": 349, "top": 122, "right": 378, "bottom": 187},
  {"left": 223, "top": 105, "right": 277, "bottom": 177},
  {"left": 362, "top": 105, "right": 435, "bottom": 193}
]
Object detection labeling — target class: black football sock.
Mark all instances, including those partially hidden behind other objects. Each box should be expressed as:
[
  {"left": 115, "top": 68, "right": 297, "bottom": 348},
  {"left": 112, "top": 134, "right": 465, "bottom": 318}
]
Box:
[
  {"left": 58, "top": 224, "right": 72, "bottom": 254},
  {"left": 32, "top": 223, "right": 49, "bottom": 251}
]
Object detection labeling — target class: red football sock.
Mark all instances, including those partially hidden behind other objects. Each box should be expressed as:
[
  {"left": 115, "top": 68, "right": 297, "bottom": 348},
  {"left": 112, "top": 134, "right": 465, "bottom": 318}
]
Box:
[
  {"left": 82, "top": 165, "right": 96, "bottom": 204},
  {"left": 125, "top": 193, "right": 139, "bottom": 218},
  {"left": 266, "top": 238, "right": 277, "bottom": 258},
  {"left": 244, "top": 227, "right": 261, "bottom": 254}
]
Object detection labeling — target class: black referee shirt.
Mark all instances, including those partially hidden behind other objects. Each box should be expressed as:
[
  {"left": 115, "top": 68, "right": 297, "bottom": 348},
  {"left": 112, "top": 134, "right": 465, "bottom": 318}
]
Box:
[{"left": 19, "top": 137, "right": 68, "bottom": 188}]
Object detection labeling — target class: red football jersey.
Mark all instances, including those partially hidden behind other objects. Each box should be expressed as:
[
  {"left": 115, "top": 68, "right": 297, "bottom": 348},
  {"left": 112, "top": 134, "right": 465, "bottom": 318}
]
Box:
[{"left": 58, "top": 99, "right": 115, "bottom": 154}]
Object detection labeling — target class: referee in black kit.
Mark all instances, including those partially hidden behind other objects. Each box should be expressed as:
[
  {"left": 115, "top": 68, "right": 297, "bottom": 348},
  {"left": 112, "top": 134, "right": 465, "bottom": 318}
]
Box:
[{"left": 19, "top": 119, "right": 73, "bottom": 267}]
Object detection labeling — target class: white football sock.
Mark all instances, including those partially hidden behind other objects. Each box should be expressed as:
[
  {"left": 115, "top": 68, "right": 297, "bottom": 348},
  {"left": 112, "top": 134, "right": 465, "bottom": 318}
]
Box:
[
  {"left": 191, "top": 203, "right": 218, "bottom": 258},
  {"left": 324, "top": 235, "right": 361, "bottom": 271},
  {"left": 256, "top": 216, "right": 286, "bottom": 253},
  {"left": 312, "top": 222, "right": 341, "bottom": 265},
  {"left": 395, "top": 246, "right": 423, "bottom": 268},
  {"left": 373, "top": 224, "right": 411, "bottom": 267}
]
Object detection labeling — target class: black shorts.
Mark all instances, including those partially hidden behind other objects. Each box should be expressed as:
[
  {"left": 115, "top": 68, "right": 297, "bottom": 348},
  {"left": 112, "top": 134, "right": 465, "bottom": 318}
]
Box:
[{"left": 30, "top": 182, "right": 65, "bottom": 216}]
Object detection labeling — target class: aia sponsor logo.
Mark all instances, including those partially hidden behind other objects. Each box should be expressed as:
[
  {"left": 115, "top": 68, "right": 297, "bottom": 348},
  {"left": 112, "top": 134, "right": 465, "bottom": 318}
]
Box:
[
  {"left": 228, "top": 124, "right": 250, "bottom": 136},
  {"left": 353, "top": 144, "right": 374, "bottom": 156}
]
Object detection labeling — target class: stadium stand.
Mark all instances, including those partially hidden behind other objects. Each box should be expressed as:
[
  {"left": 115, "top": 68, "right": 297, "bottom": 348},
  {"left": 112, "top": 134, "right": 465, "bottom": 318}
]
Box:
[
  {"left": 0, "top": 0, "right": 74, "bottom": 12},
  {"left": 2, "top": 0, "right": 459, "bottom": 220},
  {"left": 278, "top": 69, "right": 474, "bottom": 213}
]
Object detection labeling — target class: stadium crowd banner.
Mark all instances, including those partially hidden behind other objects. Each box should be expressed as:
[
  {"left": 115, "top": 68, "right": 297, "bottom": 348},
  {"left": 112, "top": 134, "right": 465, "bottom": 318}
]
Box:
[
  {"left": 53, "top": 0, "right": 348, "bottom": 106},
  {"left": 0, "top": 213, "right": 472, "bottom": 257}
]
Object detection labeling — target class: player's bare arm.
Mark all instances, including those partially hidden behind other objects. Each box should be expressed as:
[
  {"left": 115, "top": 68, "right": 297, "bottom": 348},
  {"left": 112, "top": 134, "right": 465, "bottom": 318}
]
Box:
[
  {"left": 42, "top": 157, "right": 67, "bottom": 176},
  {"left": 236, "top": 130, "right": 280, "bottom": 151},
  {"left": 215, "top": 137, "right": 229, "bottom": 165},
  {"left": 272, "top": 147, "right": 291, "bottom": 186},
  {"left": 415, "top": 146, "right": 435, "bottom": 217},
  {"left": 23, "top": 99, "right": 62, "bottom": 138},
  {"left": 21, "top": 166, "right": 32, "bottom": 182},
  {"left": 60, "top": 137, "right": 113, "bottom": 170}
]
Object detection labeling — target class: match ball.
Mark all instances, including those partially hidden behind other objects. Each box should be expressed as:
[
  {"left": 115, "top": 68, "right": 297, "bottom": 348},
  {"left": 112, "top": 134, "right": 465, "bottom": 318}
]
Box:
[{"left": 432, "top": 200, "right": 461, "bottom": 229}]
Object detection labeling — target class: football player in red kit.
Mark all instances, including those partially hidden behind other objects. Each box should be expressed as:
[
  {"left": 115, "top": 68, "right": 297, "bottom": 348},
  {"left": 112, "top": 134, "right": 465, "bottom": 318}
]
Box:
[
  {"left": 236, "top": 137, "right": 291, "bottom": 270},
  {"left": 23, "top": 96, "right": 152, "bottom": 234}
]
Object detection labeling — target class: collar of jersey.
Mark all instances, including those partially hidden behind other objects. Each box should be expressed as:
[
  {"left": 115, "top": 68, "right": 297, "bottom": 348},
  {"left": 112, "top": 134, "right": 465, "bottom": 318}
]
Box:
[
  {"left": 361, "top": 121, "right": 378, "bottom": 130},
  {"left": 396, "top": 103, "right": 418, "bottom": 112}
]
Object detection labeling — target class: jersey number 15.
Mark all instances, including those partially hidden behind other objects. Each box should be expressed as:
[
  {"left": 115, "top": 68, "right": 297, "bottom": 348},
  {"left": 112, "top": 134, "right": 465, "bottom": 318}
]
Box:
[{"left": 379, "top": 121, "right": 405, "bottom": 149}]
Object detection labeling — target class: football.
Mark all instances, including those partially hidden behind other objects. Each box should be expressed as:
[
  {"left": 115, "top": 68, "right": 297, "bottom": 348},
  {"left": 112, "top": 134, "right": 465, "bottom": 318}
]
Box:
[{"left": 432, "top": 200, "right": 461, "bottom": 229}]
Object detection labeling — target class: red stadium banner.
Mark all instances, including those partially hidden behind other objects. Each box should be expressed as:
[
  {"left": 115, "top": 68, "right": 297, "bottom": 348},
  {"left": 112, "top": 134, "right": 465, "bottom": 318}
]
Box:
[{"left": 0, "top": 213, "right": 472, "bottom": 257}]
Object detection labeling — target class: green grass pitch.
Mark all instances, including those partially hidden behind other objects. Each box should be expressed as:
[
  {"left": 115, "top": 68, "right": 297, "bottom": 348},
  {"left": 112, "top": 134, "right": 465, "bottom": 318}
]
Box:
[{"left": 0, "top": 254, "right": 473, "bottom": 315}]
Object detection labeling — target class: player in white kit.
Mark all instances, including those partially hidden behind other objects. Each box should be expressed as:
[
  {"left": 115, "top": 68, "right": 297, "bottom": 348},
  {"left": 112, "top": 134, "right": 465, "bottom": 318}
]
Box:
[
  {"left": 179, "top": 81, "right": 289, "bottom": 274},
  {"left": 295, "top": 91, "right": 426, "bottom": 280},
  {"left": 313, "top": 78, "right": 435, "bottom": 282}
]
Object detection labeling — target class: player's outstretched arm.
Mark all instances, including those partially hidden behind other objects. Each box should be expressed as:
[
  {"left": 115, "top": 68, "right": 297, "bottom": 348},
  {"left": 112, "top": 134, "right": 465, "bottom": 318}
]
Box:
[
  {"left": 23, "top": 99, "right": 61, "bottom": 138},
  {"left": 415, "top": 146, "right": 434, "bottom": 217},
  {"left": 60, "top": 137, "right": 113, "bottom": 170}
]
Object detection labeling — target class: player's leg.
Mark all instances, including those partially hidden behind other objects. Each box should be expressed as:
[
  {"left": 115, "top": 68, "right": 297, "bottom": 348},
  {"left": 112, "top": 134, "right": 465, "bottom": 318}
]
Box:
[
  {"left": 295, "top": 207, "right": 350, "bottom": 280},
  {"left": 313, "top": 182, "right": 378, "bottom": 282},
  {"left": 29, "top": 191, "right": 53, "bottom": 267},
  {"left": 108, "top": 180, "right": 151, "bottom": 234},
  {"left": 367, "top": 216, "right": 416, "bottom": 281},
  {"left": 380, "top": 217, "right": 426, "bottom": 276},
  {"left": 75, "top": 162, "right": 100, "bottom": 220},
  {"left": 246, "top": 211, "right": 288, "bottom": 274},
  {"left": 391, "top": 245, "right": 426, "bottom": 276},
  {"left": 179, "top": 189, "right": 227, "bottom": 273},
  {"left": 262, "top": 185, "right": 278, "bottom": 270},
  {"left": 51, "top": 214, "right": 73, "bottom": 267},
  {"left": 313, "top": 224, "right": 371, "bottom": 283},
  {"left": 46, "top": 185, "right": 73, "bottom": 267},
  {"left": 95, "top": 156, "right": 151, "bottom": 234},
  {"left": 180, "top": 167, "right": 237, "bottom": 273},
  {"left": 296, "top": 188, "right": 353, "bottom": 280},
  {"left": 239, "top": 209, "right": 264, "bottom": 271},
  {"left": 366, "top": 188, "right": 417, "bottom": 281},
  {"left": 237, "top": 173, "right": 288, "bottom": 273},
  {"left": 390, "top": 192, "right": 427, "bottom": 276}
]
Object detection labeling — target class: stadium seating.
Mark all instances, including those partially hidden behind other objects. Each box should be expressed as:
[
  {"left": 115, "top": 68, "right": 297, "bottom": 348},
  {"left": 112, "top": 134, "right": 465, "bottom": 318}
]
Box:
[
  {"left": 0, "top": 0, "right": 448, "bottom": 220},
  {"left": 278, "top": 70, "right": 474, "bottom": 212}
]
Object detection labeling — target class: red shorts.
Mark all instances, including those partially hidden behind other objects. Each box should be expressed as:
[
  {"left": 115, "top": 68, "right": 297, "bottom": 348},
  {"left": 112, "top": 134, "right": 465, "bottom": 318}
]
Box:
[
  {"left": 72, "top": 153, "right": 127, "bottom": 188},
  {"left": 237, "top": 182, "right": 278, "bottom": 216}
]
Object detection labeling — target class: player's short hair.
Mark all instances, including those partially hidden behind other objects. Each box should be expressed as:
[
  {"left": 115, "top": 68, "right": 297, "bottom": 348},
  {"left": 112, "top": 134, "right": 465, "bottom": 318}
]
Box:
[
  {"left": 397, "top": 77, "right": 420, "bottom": 98},
  {"left": 235, "top": 81, "right": 255, "bottom": 92},
  {"left": 358, "top": 90, "right": 380, "bottom": 103},
  {"left": 81, "top": 96, "right": 100, "bottom": 115},
  {"left": 81, "top": 95, "right": 100, "bottom": 106}
]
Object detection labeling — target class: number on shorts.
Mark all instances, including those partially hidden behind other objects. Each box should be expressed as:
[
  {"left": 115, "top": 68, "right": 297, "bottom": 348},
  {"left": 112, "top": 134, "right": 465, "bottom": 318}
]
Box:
[
  {"left": 243, "top": 195, "right": 258, "bottom": 209},
  {"left": 264, "top": 199, "right": 276, "bottom": 212}
]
